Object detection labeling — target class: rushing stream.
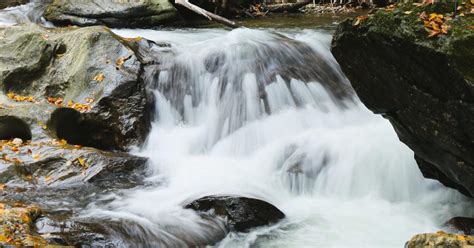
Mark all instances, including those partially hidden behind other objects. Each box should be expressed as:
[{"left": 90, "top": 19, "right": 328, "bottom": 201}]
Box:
[{"left": 1, "top": 3, "right": 473, "bottom": 247}]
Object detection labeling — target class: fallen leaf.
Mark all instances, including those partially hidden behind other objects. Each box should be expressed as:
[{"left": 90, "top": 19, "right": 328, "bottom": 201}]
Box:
[
  {"left": 32, "top": 154, "right": 41, "bottom": 161},
  {"left": 354, "top": 15, "right": 369, "bottom": 26},
  {"left": 77, "top": 157, "right": 87, "bottom": 168},
  {"left": 44, "top": 176, "right": 52, "bottom": 183},
  {"left": 0, "top": 184, "right": 5, "bottom": 190},
  {"left": 93, "top": 73, "right": 105, "bottom": 82}
]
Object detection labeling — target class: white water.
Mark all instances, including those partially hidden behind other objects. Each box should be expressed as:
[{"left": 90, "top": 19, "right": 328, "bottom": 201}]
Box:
[{"left": 2, "top": 4, "right": 473, "bottom": 247}]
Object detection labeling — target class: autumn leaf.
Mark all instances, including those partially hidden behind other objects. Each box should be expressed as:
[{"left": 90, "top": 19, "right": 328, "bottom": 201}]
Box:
[
  {"left": 38, "top": 120, "right": 47, "bottom": 130},
  {"left": 354, "top": 15, "right": 368, "bottom": 26},
  {"left": 115, "top": 55, "right": 132, "bottom": 69},
  {"left": 47, "top": 97, "right": 64, "bottom": 106},
  {"left": 77, "top": 157, "right": 87, "bottom": 168},
  {"left": 93, "top": 73, "right": 105, "bottom": 82},
  {"left": 32, "top": 153, "right": 41, "bottom": 161},
  {"left": 7, "top": 92, "right": 36, "bottom": 103},
  {"left": 20, "top": 212, "right": 30, "bottom": 223},
  {"left": 44, "top": 176, "right": 52, "bottom": 183},
  {"left": 0, "top": 184, "right": 5, "bottom": 190},
  {"left": 116, "top": 57, "right": 125, "bottom": 68}
]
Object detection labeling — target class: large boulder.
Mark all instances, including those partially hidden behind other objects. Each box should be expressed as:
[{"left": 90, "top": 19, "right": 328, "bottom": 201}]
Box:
[
  {"left": 185, "top": 195, "right": 285, "bottom": 232},
  {"left": 331, "top": 4, "right": 474, "bottom": 196},
  {"left": 43, "top": 0, "right": 178, "bottom": 28},
  {"left": 0, "top": 24, "right": 153, "bottom": 151},
  {"left": 0, "top": 0, "right": 28, "bottom": 10}
]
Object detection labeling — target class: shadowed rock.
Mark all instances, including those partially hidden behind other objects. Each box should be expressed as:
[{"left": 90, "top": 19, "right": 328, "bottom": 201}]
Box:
[
  {"left": 0, "top": 115, "right": 31, "bottom": 140},
  {"left": 185, "top": 195, "right": 285, "bottom": 232},
  {"left": 332, "top": 3, "right": 474, "bottom": 197}
]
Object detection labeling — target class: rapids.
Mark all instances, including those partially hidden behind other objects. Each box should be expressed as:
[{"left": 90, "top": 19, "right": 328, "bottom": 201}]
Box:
[{"left": 1, "top": 3, "right": 473, "bottom": 247}]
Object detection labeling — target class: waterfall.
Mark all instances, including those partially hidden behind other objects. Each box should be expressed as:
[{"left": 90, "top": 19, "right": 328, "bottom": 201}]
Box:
[
  {"left": 1, "top": 4, "right": 473, "bottom": 247},
  {"left": 81, "top": 28, "right": 472, "bottom": 247}
]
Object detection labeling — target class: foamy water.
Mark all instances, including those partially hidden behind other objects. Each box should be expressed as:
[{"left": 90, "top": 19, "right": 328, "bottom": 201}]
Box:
[{"left": 1, "top": 4, "right": 472, "bottom": 247}]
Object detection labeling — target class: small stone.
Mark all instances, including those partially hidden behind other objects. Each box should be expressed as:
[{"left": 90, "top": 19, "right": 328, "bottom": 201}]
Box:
[{"left": 12, "top": 138, "right": 23, "bottom": 146}]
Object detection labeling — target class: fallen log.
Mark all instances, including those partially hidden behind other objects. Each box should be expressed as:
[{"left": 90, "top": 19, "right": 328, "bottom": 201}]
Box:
[
  {"left": 175, "top": 0, "right": 239, "bottom": 28},
  {"left": 264, "top": 1, "right": 311, "bottom": 13}
]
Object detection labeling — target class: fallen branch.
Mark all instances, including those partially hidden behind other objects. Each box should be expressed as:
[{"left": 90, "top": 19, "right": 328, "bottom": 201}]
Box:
[
  {"left": 175, "top": 0, "right": 239, "bottom": 28},
  {"left": 264, "top": 0, "right": 312, "bottom": 13}
]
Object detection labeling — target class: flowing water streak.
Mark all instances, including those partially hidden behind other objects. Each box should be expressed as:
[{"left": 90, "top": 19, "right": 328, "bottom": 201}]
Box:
[
  {"left": 0, "top": 4, "right": 473, "bottom": 247},
  {"left": 100, "top": 28, "right": 473, "bottom": 247}
]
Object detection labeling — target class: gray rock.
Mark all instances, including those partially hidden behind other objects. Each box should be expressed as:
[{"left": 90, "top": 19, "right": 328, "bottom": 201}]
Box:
[
  {"left": 0, "top": 24, "right": 152, "bottom": 151},
  {"left": 43, "top": 0, "right": 178, "bottom": 28}
]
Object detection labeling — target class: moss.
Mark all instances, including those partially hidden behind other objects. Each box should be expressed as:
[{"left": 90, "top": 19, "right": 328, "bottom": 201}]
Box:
[{"left": 352, "top": 2, "right": 474, "bottom": 84}]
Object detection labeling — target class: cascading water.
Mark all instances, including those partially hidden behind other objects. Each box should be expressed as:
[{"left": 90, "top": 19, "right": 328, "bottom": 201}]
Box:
[{"left": 1, "top": 4, "right": 473, "bottom": 247}]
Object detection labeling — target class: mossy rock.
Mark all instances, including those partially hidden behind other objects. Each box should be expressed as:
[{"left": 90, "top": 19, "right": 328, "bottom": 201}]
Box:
[{"left": 332, "top": 3, "right": 474, "bottom": 197}]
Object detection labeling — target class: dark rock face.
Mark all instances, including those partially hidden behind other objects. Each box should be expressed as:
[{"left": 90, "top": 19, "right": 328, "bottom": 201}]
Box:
[
  {"left": 0, "top": 24, "right": 152, "bottom": 151},
  {"left": 0, "top": 115, "right": 31, "bottom": 140},
  {"left": 185, "top": 195, "right": 285, "bottom": 232},
  {"left": 331, "top": 5, "right": 474, "bottom": 197},
  {"left": 445, "top": 217, "right": 474, "bottom": 235},
  {"left": 43, "top": 0, "right": 178, "bottom": 28}
]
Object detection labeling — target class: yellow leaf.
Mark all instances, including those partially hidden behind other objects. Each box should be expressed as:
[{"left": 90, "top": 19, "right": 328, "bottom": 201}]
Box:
[
  {"left": 116, "top": 57, "right": 125, "bottom": 68},
  {"left": 0, "top": 184, "right": 5, "bottom": 190},
  {"left": 77, "top": 157, "right": 87, "bottom": 168},
  {"left": 44, "top": 176, "right": 52, "bottom": 183},
  {"left": 20, "top": 212, "right": 30, "bottom": 223},
  {"left": 58, "top": 139, "right": 67, "bottom": 146},
  {"left": 33, "top": 153, "right": 41, "bottom": 160},
  {"left": 93, "top": 73, "right": 105, "bottom": 82}
]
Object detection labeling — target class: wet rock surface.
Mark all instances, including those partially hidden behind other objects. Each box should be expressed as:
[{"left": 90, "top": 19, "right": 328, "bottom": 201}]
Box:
[
  {"left": 43, "top": 0, "right": 178, "bottom": 28},
  {"left": 0, "top": 139, "right": 148, "bottom": 188},
  {"left": 0, "top": 24, "right": 152, "bottom": 151},
  {"left": 332, "top": 3, "right": 474, "bottom": 197},
  {"left": 406, "top": 231, "right": 474, "bottom": 248},
  {"left": 0, "top": 0, "right": 28, "bottom": 10},
  {"left": 0, "top": 203, "right": 46, "bottom": 246},
  {"left": 185, "top": 195, "right": 285, "bottom": 232}
]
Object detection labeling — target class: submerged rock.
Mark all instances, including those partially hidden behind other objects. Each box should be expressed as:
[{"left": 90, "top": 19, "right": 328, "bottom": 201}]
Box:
[
  {"left": 0, "top": 24, "right": 153, "bottom": 151},
  {"left": 332, "top": 4, "right": 474, "bottom": 196},
  {"left": 43, "top": 0, "right": 178, "bottom": 28},
  {"left": 406, "top": 231, "right": 474, "bottom": 248},
  {"left": 185, "top": 195, "right": 285, "bottom": 232}
]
